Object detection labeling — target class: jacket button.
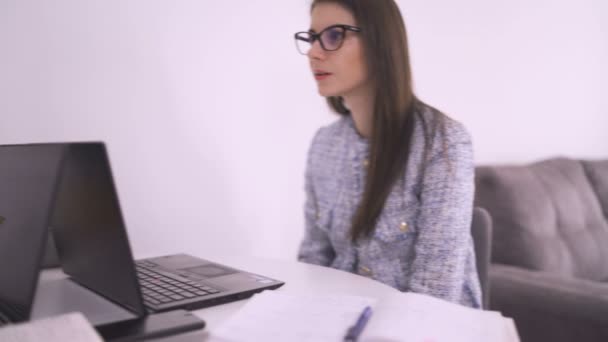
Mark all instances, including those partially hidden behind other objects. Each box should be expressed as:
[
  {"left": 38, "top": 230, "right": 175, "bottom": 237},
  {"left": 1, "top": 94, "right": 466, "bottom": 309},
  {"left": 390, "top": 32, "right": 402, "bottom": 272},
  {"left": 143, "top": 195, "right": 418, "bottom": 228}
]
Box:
[{"left": 399, "top": 222, "right": 408, "bottom": 232}]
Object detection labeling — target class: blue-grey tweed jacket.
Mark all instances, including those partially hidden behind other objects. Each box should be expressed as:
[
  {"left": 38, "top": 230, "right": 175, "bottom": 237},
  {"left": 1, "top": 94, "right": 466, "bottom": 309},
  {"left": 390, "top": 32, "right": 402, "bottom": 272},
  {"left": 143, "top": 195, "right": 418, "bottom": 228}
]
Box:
[{"left": 297, "top": 103, "right": 482, "bottom": 308}]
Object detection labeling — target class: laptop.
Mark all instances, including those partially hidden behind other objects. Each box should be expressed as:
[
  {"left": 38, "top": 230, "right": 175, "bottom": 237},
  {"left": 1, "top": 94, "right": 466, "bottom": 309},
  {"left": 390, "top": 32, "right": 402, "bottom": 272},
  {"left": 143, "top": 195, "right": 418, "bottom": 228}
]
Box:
[
  {"left": 0, "top": 145, "right": 65, "bottom": 325},
  {"left": 32, "top": 142, "right": 284, "bottom": 314}
]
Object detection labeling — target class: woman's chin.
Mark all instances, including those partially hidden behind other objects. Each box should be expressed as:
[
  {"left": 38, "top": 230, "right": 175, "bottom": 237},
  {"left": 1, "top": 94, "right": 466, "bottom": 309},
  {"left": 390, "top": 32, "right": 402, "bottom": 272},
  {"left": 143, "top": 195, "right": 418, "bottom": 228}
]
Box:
[{"left": 317, "top": 86, "right": 341, "bottom": 98}]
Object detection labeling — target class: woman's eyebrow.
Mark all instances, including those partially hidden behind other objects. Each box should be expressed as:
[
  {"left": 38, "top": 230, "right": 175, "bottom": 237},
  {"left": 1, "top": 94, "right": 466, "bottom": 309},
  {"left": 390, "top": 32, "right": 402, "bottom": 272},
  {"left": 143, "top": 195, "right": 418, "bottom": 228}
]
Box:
[
  {"left": 309, "top": 23, "right": 346, "bottom": 33},
  {"left": 309, "top": 24, "right": 338, "bottom": 34},
  {"left": 309, "top": 25, "right": 330, "bottom": 34}
]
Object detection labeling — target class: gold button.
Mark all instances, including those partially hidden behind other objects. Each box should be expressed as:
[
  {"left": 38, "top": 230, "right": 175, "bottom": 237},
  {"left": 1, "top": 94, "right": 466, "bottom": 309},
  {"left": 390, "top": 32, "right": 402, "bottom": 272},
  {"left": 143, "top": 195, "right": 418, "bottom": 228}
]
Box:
[
  {"left": 363, "top": 159, "right": 369, "bottom": 167},
  {"left": 399, "top": 222, "right": 408, "bottom": 232},
  {"left": 360, "top": 266, "right": 372, "bottom": 275}
]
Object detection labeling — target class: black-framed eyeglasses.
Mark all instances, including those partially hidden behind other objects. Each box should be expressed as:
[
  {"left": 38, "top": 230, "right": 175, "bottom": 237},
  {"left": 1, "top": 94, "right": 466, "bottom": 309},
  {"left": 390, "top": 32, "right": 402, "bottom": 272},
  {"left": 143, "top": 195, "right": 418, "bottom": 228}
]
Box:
[{"left": 294, "top": 24, "right": 362, "bottom": 55}]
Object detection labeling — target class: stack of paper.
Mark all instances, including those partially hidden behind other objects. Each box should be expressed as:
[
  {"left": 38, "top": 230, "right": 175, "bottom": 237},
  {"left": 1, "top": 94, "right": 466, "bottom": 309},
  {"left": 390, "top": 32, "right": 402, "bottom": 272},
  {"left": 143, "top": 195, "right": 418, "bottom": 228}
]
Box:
[{"left": 211, "top": 291, "right": 519, "bottom": 342}]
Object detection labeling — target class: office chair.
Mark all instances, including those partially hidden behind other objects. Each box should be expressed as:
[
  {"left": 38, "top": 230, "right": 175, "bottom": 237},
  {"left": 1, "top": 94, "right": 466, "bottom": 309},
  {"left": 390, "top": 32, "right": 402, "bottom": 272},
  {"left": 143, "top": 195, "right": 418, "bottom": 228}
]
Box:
[{"left": 471, "top": 206, "right": 493, "bottom": 310}]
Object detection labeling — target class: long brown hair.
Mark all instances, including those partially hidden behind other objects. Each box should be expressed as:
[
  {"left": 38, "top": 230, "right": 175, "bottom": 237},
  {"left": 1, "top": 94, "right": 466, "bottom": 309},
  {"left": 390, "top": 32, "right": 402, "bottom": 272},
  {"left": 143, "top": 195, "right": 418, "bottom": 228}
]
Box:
[{"left": 311, "top": 0, "right": 418, "bottom": 241}]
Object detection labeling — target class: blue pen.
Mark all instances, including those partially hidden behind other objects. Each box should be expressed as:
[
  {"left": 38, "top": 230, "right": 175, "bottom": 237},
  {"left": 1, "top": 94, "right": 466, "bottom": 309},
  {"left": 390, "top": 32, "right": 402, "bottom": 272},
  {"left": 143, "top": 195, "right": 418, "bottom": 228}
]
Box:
[{"left": 344, "top": 306, "right": 373, "bottom": 342}]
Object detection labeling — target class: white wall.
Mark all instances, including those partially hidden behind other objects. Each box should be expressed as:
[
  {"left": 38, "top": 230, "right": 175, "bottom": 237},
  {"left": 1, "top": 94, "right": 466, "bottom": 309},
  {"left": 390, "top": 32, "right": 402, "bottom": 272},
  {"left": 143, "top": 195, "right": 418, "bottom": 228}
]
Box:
[{"left": 1, "top": 0, "right": 606, "bottom": 260}]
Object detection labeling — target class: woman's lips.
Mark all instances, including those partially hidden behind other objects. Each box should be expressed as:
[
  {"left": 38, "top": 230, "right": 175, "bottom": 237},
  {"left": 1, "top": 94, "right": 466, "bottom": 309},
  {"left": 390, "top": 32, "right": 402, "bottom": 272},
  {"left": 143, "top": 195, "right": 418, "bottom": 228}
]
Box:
[{"left": 314, "top": 71, "right": 332, "bottom": 81}]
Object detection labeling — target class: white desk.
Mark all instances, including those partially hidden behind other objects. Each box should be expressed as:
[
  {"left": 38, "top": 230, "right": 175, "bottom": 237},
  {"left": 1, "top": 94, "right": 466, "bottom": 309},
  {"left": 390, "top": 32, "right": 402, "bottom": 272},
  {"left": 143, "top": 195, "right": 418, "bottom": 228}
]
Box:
[
  {"left": 151, "top": 254, "right": 401, "bottom": 341},
  {"left": 33, "top": 254, "right": 517, "bottom": 341}
]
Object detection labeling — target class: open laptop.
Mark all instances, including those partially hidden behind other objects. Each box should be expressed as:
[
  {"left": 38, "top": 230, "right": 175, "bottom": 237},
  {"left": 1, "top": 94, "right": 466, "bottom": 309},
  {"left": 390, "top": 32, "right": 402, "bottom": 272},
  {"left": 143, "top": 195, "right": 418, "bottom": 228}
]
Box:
[
  {"left": 0, "top": 145, "right": 65, "bottom": 325},
  {"left": 34, "top": 142, "right": 284, "bottom": 314}
]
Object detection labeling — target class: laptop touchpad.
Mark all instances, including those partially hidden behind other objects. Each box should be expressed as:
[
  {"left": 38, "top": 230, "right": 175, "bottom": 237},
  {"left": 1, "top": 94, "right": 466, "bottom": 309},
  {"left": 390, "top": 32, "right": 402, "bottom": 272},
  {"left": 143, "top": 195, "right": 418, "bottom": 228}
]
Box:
[{"left": 182, "top": 265, "right": 236, "bottom": 279}]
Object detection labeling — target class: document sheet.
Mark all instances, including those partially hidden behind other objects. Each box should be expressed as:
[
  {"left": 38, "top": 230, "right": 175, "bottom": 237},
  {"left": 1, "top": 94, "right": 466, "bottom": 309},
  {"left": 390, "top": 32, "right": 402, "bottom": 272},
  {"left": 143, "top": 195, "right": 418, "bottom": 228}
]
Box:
[
  {"left": 211, "top": 291, "right": 520, "bottom": 342},
  {"left": 362, "top": 292, "right": 520, "bottom": 342},
  {"left": 212, "top": 292, "right": 376, "bottom": 342}
]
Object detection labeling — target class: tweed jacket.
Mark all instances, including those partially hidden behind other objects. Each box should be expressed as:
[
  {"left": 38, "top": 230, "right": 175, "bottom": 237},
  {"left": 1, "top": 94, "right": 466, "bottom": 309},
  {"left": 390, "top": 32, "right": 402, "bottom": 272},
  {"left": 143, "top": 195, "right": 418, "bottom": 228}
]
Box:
[{"left": 297, "top": 103, "right": 482, "bottom": 308}]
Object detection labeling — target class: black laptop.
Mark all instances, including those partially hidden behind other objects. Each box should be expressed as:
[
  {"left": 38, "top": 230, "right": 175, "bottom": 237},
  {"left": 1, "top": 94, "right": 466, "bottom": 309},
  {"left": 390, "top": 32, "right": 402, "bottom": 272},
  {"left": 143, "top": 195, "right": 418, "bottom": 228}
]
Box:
[
  {"left": 0, "top": 145, "right": 65, "bottom": 325},
  {"left": 49, "top": 142, "right": 284, "bottom": 313}
]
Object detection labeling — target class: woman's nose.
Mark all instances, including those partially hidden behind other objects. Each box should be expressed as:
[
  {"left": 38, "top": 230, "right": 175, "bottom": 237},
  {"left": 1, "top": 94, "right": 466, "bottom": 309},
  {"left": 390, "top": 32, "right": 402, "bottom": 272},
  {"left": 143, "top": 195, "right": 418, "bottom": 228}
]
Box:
[{"left": 307, "top": 39, "right": 325, "bottom": 60}]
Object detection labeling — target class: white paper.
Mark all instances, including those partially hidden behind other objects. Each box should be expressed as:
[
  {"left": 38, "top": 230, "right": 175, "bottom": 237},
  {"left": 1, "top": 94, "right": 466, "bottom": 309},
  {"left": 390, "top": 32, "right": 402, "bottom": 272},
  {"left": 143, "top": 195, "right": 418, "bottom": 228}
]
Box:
[
  {"left": 210, "top": 290, "right": 520, "bottom": 342},
  {"left": 0, "top": 312, "right": 102, "bottom": 342},
  {"left": 212, "top": 291, "right": 376, "bottom": 342},
  {"left": 361, "top": 292, "right": 519, "bottom": 342}
]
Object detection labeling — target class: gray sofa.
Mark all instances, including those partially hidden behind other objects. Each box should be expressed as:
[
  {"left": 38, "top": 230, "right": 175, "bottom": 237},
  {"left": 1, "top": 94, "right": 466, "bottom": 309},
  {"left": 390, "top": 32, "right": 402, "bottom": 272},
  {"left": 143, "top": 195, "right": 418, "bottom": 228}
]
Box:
[{"left": 475, "top": 157, "right": 608, "bottom": 342}]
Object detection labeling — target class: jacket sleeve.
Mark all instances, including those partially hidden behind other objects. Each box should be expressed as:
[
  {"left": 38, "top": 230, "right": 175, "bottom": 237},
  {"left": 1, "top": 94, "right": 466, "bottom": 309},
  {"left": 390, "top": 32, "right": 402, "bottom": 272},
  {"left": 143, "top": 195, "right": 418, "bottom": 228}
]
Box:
[
  {"left": 407, "top": 121, "right": 479, "bottom": 306},
  {"left": 297, "top": 128, "right": 336, "bottom": 266}
]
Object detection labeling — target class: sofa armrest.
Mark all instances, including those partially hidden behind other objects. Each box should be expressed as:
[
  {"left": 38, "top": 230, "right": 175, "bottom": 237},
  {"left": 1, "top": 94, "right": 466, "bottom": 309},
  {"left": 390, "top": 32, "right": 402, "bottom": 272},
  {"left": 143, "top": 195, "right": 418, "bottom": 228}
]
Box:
[{"left": 490, "top": 263, "right": 608, "bottom": 342}]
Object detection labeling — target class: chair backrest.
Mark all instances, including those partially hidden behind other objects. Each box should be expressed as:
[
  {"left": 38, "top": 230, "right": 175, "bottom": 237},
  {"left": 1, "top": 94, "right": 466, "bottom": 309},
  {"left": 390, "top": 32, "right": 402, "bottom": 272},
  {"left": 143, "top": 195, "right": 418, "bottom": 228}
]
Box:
[{"left": 471, "top": 206, "right": 493, "bottom": 309}]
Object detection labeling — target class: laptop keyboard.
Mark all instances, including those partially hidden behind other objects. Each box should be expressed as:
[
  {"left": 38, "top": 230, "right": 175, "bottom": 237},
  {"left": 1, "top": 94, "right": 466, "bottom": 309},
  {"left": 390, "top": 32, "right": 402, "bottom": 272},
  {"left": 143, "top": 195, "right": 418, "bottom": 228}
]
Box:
[{"left": 135, "top": 261, "right": 220, "bottom": 307}]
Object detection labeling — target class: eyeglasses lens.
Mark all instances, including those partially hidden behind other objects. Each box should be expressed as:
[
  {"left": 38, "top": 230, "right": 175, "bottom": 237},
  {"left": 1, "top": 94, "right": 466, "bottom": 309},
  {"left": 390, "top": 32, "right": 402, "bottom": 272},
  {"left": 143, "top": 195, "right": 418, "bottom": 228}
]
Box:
[
  {"left": 295, "top": 33, "right": 312, "bottom": 55},
  {"left": 295, "top": 27, "right": 346, "bottom": 55},
  {"left": 321, "top": 27, "right": 345, "bottom": 51}
]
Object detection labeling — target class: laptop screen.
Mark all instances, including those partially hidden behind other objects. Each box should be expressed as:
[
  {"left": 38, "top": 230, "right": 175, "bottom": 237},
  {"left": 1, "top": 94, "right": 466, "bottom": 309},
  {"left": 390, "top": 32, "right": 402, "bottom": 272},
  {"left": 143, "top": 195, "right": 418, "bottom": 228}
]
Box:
[
  {"left": 0, "top": 144, "right": 65, "bottom": 322},
  {"left": 50, "top": 143, "right": 147, "bottom": 316}
]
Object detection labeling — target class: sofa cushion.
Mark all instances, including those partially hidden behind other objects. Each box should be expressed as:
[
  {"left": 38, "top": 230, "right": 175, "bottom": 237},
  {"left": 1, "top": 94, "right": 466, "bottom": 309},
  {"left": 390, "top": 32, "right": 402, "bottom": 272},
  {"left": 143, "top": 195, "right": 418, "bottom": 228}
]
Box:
[
  {"left": 582, "top": 160, "right": 608, "bottom": 219},
  {"left": 475, "top": 158, "right": 608, "bottom": 281}
]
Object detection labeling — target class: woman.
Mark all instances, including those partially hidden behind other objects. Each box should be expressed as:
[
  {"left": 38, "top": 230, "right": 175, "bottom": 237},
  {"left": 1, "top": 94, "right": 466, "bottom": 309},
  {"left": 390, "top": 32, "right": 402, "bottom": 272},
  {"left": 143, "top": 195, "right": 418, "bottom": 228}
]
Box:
[{"left": 295, "top": 0, "right": 481, "bottom": 308}]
